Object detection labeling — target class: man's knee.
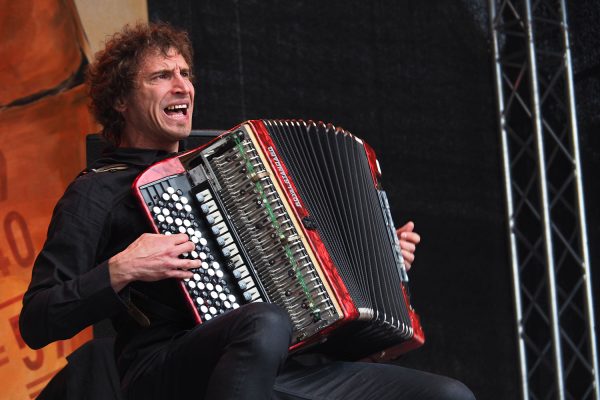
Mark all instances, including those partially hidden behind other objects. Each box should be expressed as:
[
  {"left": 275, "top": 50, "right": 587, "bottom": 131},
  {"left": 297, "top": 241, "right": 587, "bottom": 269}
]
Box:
[
  {"left": 236, "top": 302, "right": 293, "bottom": 354},
  {"left": 435, "top": 378, "right": 476, "bottom": 400}
]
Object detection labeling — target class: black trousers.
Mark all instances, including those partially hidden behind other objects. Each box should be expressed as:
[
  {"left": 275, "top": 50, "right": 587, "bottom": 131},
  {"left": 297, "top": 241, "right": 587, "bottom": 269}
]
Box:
[{"left": 124, "top": 303, "right": 475, "bottom": 400}]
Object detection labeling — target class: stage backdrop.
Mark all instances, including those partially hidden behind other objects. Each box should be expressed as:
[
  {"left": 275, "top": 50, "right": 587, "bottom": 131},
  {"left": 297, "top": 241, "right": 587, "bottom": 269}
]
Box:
[
  {"left": 146, "top": 1, "right": 597, "bottom": 398},
  {"left": 0, "top": 0, "right": 146, "bottom": 398}
]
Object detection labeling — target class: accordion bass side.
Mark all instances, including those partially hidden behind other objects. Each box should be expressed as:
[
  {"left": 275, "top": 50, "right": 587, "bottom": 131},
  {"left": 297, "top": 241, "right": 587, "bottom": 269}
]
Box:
[{"left": 133, "top": 120, "right": 424, "bottom": 361}]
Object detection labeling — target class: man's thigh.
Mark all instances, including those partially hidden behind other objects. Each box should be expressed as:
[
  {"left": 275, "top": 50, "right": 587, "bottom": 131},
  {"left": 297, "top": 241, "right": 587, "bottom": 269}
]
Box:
[{"left": 273, "top": 355, "right": 475, "bottom": 400}]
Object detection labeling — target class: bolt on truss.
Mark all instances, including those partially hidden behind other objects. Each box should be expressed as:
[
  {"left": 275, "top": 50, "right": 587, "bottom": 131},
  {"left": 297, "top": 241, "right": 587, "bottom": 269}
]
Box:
[{"left": 489, "top": 0, "right": 598, "bottom": 399}]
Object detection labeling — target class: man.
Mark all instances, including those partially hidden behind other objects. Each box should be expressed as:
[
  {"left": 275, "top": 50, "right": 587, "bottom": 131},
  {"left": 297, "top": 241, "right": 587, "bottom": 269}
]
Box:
[{"left": 20, "top": 23, "right": 474, "bottom": 399}]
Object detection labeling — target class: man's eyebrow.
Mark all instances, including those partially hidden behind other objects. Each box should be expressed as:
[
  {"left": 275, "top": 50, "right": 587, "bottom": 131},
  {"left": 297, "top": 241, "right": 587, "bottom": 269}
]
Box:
[
  {"left": 147, "top": 67, "right": 191, "bottom": 77},
  {"left": 149, "top": 68, "right": 172, "bottom": 76}
]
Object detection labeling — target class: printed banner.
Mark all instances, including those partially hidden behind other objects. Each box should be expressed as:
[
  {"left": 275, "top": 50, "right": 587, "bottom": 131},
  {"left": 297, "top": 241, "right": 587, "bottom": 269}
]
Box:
[{"left": 0, "top": 0, "right": 96, "bottom": 397}]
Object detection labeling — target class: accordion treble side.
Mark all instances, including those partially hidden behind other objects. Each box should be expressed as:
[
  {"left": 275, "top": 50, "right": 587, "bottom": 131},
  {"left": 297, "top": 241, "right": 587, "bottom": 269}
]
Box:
[{"left": 133, "top": 120, "right": 424, "bottom": 361}]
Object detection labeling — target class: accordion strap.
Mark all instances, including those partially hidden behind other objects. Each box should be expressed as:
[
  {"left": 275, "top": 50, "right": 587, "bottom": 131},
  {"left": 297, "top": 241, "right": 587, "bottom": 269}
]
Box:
[{"left": 78, "top": 163, "right": 129, "bottom": 177}]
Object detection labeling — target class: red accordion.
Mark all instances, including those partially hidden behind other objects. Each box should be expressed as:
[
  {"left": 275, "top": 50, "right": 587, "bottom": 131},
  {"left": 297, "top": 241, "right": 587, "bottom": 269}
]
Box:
[{"left": 133, "top": 120, "right": 424, "bottom": 361}]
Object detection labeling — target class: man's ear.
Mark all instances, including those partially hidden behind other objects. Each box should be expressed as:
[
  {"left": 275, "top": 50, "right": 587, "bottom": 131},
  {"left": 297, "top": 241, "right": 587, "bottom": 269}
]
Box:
[{"left": 114, "top": 98, "right": 127, "bottom": 113}]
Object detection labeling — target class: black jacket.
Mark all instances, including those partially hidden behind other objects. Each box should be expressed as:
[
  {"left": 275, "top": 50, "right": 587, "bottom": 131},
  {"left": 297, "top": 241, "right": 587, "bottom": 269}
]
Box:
[{"left": 20, "top": 147, "right": 195, "bottom": 380}]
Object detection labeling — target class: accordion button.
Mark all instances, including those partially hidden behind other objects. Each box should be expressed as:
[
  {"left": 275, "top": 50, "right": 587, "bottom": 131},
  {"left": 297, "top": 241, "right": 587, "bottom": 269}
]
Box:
[
  {"left": 232, "top": 303, "right": 240, "bottom": 309},
  {"left": 228, "top": 294, "right": 236, "bottom": 303},
  {"left": 188, "top": 281, "right": 196, "bottom": 289},
  {"left": 219, "top": 293, "right": 227, "bottom": 301},
  {"left": 184, "top": 205, "right": 192, "bottom": 213},
  {"left": 193, "top": 273, "right": 201, "bottom": 281},
  {"left": 175, "top": 203, "right": 183, "bottom": 211},
  {"left": 172, "top": 194, "right": 180, "bottom": 202},
  {"left": 206, "top": 283, "right": 214, "bottom": 291},
  {"left": 207, "top": 269, "right": 215, "bottom": 277},
  {"left": 197, "top": 282, "right": 205, "bottom": 290},
  {"left": 179, "top": 226, "right": 186, "bottom": 234},
  {"left": 183, "top": 219, "right": 191, "bottom": 227},
  {"left": 166, "top": 216, "right": 174, "bottom": 224},
  {"left": 162, "top": 193, "right": 170, "bottom": 201},
  {"left": 157, "top": 215, "right": 165, "bottom": 223},
  {"left": 199, "top": 252, "right": 207, "bottom": 260},
  {"left": 200, "top": 305, "right": 208, "bottom": 313},
  {"left": 215, "top": 284, "right": 223, "bottom": 292},
  {"left": 191, "top": 251, "right": 198, "bottom": 259},
  {"left": 224, "top": 300, "right": 231, "bottom": 308},
  {"left": 212, "top": 227, "right": 220, "bottom": 235},
  {"left": 216, "top": 270, "right": 224, "bottom": 278},
  {"left": 204, "top": 314, "right": 212, "bottom": 321},
  {"left": 209, "top": 307, "right": 217, "bottom": 315},
  {"left": 167, "top": 187, "right": 175, "bottom": 194},
  {"left": 195, "top": 193, "right": 205, "bottom": 203},
  {"left": 210, "top": 292, "right": 218, "bottom": 300},
  {"left": 175, "top": 218, "right": 182, "bottom": 226},
  {"left": 162, "top": 208, "right": 170, "bottom": 216},
  {"left": 152, "top": 206, "right": 161, "bottom": 214},
  {"left": 212, "top": 262, "right": 220, "bottom": 269},
  {"left": 180, "top": 196, "right": 188, "bottom": 205},
  {"left": 191, "top": 236, "right": 199, "bottom": 244},
  {"left": 200, "top": 238, "right": 208, "bottom": 246}
]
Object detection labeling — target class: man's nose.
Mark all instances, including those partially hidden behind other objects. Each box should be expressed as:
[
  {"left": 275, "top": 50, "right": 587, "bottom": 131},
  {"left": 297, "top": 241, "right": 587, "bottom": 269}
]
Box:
[{"left": 172, "top": 73, "right": 190, "bottom": 93}]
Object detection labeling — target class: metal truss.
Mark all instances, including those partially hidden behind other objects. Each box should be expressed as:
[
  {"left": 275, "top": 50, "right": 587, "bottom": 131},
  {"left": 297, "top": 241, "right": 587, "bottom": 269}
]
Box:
[{"left": 489, "top": 0, "right": 598, "bottom": 399}]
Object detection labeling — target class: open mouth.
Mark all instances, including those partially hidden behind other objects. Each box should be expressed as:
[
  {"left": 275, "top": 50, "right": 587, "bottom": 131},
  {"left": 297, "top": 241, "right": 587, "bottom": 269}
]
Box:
[{"left": 164, "top": 104, "right": 189, "bottom": 117}]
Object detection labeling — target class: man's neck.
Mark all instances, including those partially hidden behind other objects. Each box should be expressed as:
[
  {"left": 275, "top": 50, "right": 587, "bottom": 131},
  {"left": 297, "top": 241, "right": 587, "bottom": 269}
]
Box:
[{"left": 119, "top": 133, "right": 179, "bottom": 153}]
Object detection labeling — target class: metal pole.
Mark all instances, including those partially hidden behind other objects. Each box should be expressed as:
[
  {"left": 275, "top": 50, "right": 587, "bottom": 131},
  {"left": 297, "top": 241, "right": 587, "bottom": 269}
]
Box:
[
  {"left": 522, "top": 0, "right": 565, "bottom": 398},
  {"left": 488, "top": 2, "right": 530, "bottom": 399},
  {"left": 558, "top": 1, "right": 600, "bottom": 398}
]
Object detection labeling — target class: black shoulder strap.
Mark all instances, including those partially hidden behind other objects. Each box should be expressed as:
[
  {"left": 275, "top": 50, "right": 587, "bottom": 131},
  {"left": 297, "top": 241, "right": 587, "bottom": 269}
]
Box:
[{"left": 77, "top": 163, "right": 129, "bottom": 178}]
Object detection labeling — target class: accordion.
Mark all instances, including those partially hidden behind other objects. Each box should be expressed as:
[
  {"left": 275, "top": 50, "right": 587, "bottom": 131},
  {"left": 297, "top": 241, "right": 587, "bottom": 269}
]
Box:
[{"left": 133, "top": 120, "right": 424, "bottom": 361}]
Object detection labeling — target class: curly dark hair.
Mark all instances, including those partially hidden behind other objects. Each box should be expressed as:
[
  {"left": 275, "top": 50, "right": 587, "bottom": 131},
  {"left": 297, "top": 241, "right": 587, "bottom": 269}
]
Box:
[{"left": 86, "top": 22, "right": 194, "bottom": 146}]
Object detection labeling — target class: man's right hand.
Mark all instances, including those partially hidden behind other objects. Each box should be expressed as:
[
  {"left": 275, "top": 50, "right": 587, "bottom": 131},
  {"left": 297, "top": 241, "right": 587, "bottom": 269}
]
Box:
[{"left": 108, "top": 233, "right": 200, "bottom": 292}]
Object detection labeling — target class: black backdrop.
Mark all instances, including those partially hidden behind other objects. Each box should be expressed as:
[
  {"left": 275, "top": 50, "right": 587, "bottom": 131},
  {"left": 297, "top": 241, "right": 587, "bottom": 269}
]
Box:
[{"left": 146, "top": 1, "right": 599, "bottom": 399}]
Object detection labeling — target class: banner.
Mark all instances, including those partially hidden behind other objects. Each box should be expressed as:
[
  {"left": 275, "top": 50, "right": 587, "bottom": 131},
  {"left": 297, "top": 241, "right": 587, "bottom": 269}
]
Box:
[{"left": 0, "top": 0, "right": 96, "bottom": 397}]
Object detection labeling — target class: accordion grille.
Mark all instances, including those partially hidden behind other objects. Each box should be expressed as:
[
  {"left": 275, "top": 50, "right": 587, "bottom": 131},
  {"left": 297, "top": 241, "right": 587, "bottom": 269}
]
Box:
[{"left": 264, "top": 120, "right": 413, "bottom": 338}]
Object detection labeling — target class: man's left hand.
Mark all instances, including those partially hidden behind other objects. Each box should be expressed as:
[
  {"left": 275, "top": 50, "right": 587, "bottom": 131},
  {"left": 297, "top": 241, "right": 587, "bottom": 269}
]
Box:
[{"left": 396, "top": 221, "right": 421, "bottom": 271}]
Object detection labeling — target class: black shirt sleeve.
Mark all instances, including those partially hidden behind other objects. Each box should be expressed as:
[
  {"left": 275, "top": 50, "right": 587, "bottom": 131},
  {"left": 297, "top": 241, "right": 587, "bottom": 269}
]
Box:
[{"left": 19, "top": 174, "right": 129, "bottom": 349}]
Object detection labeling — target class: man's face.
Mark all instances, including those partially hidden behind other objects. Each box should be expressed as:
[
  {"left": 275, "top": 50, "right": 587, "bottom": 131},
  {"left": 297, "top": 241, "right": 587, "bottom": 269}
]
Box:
[{"left": 118, "top": 48, "right": 195, "bottom": 151}]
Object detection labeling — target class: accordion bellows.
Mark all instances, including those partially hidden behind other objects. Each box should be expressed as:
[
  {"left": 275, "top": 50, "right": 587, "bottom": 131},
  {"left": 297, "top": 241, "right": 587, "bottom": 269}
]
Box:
[{"left": 134, "top": 120, "right": 424, "bottom": 361}]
